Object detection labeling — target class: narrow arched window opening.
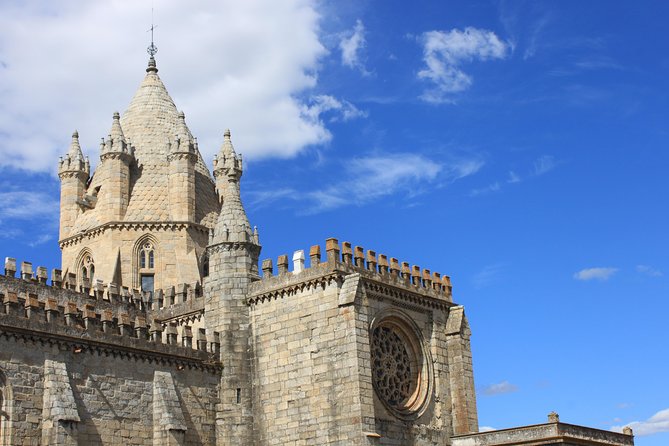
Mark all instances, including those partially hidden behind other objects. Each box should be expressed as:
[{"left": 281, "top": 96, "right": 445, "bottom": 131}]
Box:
[
  {"left": 79, "top": 254, "right": 95, "bottom": 285},
  {"left": 202, "top": 253, "right": 209, "bottom": 278},
  {"left": 138, "top": 241, "right": 156, "bottom": 299}
]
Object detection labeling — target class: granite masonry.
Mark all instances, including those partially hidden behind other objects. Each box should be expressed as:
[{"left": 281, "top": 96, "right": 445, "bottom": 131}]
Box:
[{"left": 0, "top": 55, "right": 635, "bottom": 445}]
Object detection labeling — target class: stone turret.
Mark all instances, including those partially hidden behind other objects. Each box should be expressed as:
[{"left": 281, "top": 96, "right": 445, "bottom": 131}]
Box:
[
  {"left": 58, "top": 131, "right": 90, "bottom": 240},
  {"left": 212, "top": 129, "right": 253, "bottom": 243},
  {"left": 205, "top": 129, "right": 260, "bottom": 444},
  {"left": 98, "top": 112, "right": 134, "bottom": 220},
  {"left": 167, "top": 112, "right": 197, "bottom": 221}
]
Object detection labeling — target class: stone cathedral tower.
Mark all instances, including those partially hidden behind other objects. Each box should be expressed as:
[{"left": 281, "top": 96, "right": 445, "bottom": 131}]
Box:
[{"left": 58, "top": 56, "right": 220, "bottom": 294}]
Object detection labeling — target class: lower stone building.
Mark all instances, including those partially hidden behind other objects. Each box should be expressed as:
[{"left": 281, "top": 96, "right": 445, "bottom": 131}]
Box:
[{"left": 0, "top": 53, "right": 635, "bottom": 445}]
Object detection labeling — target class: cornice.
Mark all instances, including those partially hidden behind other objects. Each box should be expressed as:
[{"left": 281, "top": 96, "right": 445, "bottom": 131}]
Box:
[
  {"left": 0, "top": 319, "right": 221, "bottom": 374},
  {"left": 59, "top": 221, "right": 211, "bottom": 247}
]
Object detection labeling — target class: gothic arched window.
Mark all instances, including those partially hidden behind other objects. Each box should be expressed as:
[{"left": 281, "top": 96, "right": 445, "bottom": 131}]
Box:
[
  {"left": 138, "top": 241, "right": 156, "bottom": 298},
  {"left": 78, "top": 253, "right": 94, "bottom": 284}
]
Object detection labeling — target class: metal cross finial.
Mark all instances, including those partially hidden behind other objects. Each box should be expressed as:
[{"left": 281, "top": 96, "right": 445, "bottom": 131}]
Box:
[{"left": 147, "top": 7, "right": 158, "bottom": 56}]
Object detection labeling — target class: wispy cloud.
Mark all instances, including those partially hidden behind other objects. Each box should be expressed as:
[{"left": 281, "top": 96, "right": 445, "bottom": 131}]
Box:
[
  {"left": 469, "top": 155, "right": 557, "bottom": 197},
  {"left": 479, "top": 426, "right": 497, "bottom": 432},
  {"left": 418, "top": 27, "right": 509, "bottom": 103},
  {"left": 507, "top": 171, "right": 521, "bottom": 183},
  {"left": 480, "top": 380, "right": 518, "bottom": 396},
  {"left": 523, "top": 15, "right": 550, "bottom": 60},
  {"left": 573, "top": 267, "right": 618, "bottom": 281},
  {"left": 472, "top": 263, "right": 505, "bottom": 289},
  {"left": 612, "top": 408, "right": 669, "bottom": 436},
  {"left": 636, "top": 265, "right": 663, "bottom": 277},
  {"left": 0, "top": 191, "right": 60, "bottom": 221},
  {"left": 469, "top": 182, "right": 501, "bottom": 197},
  {"left": 339, "top": 19, "right": 370, "bottom": 75},
  {"left": 0, "top": 189, "right": 60, "bottom": 244},
  {"left": 28, "top": 233, "right": 53, "bottom": 247},
  {"left": 302, "top": 95, "right": 368, "bottom": 124},
  {"left": 533, "top": 155, "right": 557, "bottom": 176},
  {"left": 250, "top": 152, "right": 483, "bottom": 214}
]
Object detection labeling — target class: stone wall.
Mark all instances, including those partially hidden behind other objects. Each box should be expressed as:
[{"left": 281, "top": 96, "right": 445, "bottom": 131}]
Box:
[
  {"left": 0, "top": 272, "right": 221, "bottom": 446},
  {"left": 248, "top": 238, "right": 468, "bottom": 446},
  {"left": 249, "top": 267, "right": 367, "bottom": 445},
  {"left": 0, "top": 338, "right": 219, "bottom": 445}
]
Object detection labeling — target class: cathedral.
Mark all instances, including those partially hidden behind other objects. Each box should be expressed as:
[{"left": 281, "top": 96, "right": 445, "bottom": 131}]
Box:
[{"left": 0, "top": 53, "right": 635, "bottom": 446}]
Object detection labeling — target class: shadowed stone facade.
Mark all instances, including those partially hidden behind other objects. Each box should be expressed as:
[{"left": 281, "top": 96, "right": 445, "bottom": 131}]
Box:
[{"left": 0, "top": 55, "right": 635, "bottom": 445}]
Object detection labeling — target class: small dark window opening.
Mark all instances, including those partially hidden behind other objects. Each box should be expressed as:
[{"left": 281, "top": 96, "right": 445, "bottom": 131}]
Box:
[
  {"left": 202, "top": 254, "right": 209, "bottom": 277},
  {"left": 141, "top": 274, "right": 154, "bottom": 299},
  {"left": 236, "top": 388, "right": 241, "bottom": 404}
]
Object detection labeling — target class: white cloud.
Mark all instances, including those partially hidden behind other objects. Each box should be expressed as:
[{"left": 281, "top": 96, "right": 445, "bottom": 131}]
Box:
[
  {"left": 479, "top": 426, "right": 496, "bottom": 432},
  {"left": 302, "top": 95, "right": 368, "bottom": 124},
  {"left": 507, "top": 171, "right": 521, "bottom": 183},
  {"left": 573, "top": 267, "right": 618, "bottom": 281},
  {"left": 28, "top": 233, "right": 54, "bottom": 247},
  {"left": 480, "top": 380, "right": 518, "bottom": 396},
  {"left": 418, "top": 27, "right": 509, "bottom": 103},
  {"left": 470, "top": 182, "right": 501, "bottom": 197},
  {"left": 339, "top": 19, "right": 370, "bottom": 75},
  {"left": 250, "top": 152, "right": 483, "bottom": 213},
  {"left": 0, "top": 1, "right": 347, "bottom": 173},
  {"left": 533, "top": 155, "right": 557, "bottom": 176},
  {"left": 612, "top": 408, "right": 669, "bottom": 436},
  {"left": 636, "top": 265, "right": 663, "bottom": 277},
  {"left": 0, "top": 191, "right": 59, "bottom": 221},
  {"left": 305, "top": 153, "right": 444, "bottom": 212}
]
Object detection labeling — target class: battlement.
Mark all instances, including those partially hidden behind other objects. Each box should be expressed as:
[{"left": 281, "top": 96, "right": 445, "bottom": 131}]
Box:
[
  {"left": 250, "top": 237, "right": 453, "bottom": 304},
  {"left": 0, "top": 257, "right": 219, "bottom": 371},
  {"left": 4, "top": 257, "right": 152, "bottom": 311}
]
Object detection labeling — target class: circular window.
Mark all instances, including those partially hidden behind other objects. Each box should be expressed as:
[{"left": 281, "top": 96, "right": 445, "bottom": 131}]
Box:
[{"left": 370, "top": 312, "right": 432, "bottom": 419}]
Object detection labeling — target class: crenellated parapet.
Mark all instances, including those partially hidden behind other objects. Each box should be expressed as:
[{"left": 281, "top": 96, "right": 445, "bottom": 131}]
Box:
[
  {"left": 4, "top": 257, "right": 153, "bottom": 313},
  {"left": 0, "top": 260, "right": 221, "bottom": 372},
  {"left": 249, "top": 237, "right": 454, "bottom": 307}
]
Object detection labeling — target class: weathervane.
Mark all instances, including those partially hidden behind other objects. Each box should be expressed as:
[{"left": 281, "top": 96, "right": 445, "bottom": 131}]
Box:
[{"left": 147, "top": 7, "right": 158, "bottom": 57}]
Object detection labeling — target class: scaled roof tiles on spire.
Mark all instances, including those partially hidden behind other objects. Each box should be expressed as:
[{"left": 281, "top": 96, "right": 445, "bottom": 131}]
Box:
[{"left": 70, "top": 59, "right": 219, "bottom": 233}]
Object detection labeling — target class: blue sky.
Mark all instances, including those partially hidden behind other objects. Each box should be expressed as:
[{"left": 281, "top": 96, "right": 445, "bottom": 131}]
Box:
[{"left": 0, "top": 1, "right": 667, "bottom": 443}]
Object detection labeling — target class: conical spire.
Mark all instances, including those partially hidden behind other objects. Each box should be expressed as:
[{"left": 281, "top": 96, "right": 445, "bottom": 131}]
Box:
[
  {"left": 110, "top": 112, "right": 125, "bottom": 143},
  {"left": 58, "top": 130, "right": 88, "bottom": 176},
  {"left": 211, "top": 130, "right": 253, "bottom": 244},
  {"left": 170, "top": 111, "right": 195, "bottom": 154},
  {"left": 67, "top": 130, "right": 84, "bottom": 161},
  {"left": 101, "top": 112, "right": 132, "bottom": 157},
  {"left": 213, "top": 129, "right": 243, "bottom": 177}
]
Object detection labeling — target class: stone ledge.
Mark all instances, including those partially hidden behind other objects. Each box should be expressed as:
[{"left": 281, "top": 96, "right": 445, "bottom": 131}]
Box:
[{"left": 452, "top": 422, "right": 634, "bottom": 446}]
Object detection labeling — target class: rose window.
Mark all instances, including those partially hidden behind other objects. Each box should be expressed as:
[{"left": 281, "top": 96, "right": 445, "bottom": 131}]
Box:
[
  {"left": 370, "top": 313, "right": 433, "bottom": 419},
  {"left": 372, "top": 326, "right": 413, "bottom": 408}
]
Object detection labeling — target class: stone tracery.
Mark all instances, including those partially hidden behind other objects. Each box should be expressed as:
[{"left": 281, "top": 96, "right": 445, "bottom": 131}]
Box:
[{"left": 372, "top": 325, "right": 413, "bottom": 408}]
